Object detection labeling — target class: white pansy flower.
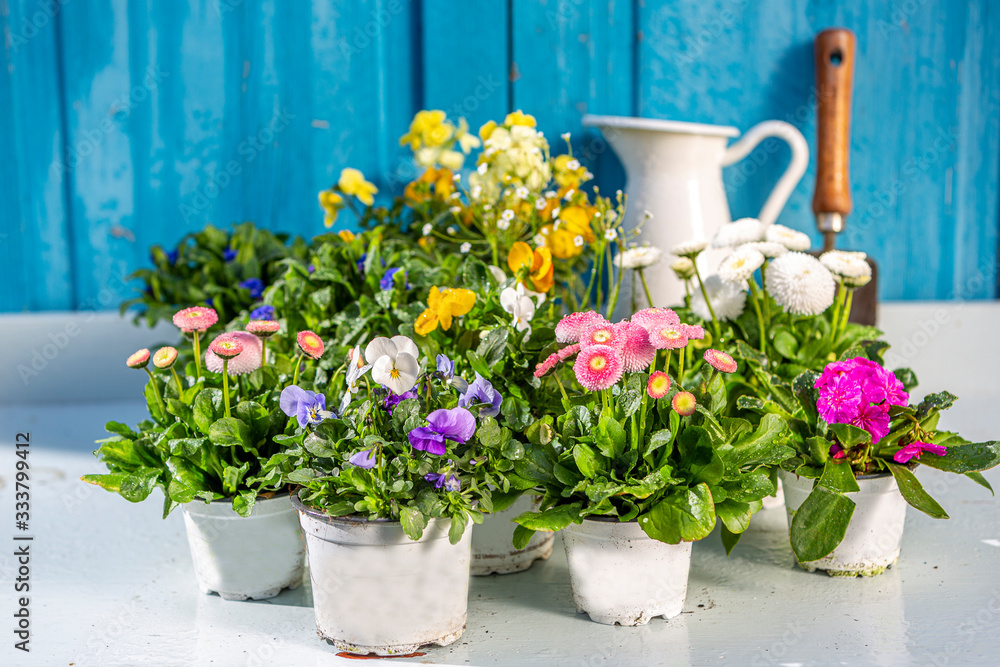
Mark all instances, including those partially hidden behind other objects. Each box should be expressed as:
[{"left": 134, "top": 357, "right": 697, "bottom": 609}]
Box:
[
  {"left": 820, "top": 250, "right": 871, "bottom": 287},
  {"left": 615, "top": 246, "right": 663, "bottom": 270},
  {"left": 690, "top": 274, "right": 747, "bottom": 322},
  {"left": 487, "top": 265, "right": 508, "bottom": 285},
  {"left": 712, "top": 217, "right": 765, "bottom": 248},
  {"left": 460, "top": 242, "right": 472, "bottom": 253},
  {"left": 739, "top": 241, "right": 788, "bottom": 258},
  {"left": 765, "top": 224, "right": 812, "bottom": 251},
  {"left": 719, "top": 247, "right": 766, "bottom": 284},
  {"left": 671, "top": 257, "right": 696, "bottom": 280},
  {"left": 764, "top": 252, "right": 836, "bottom": 315},
  {"left": 500, "top": 283, "right": 536, "bottom": 333},
  {"left": 670, "top": 239, "right": 709, "bottom": 258},
  {"left": 422, "top": 223, "right": 433, "bottom": 236},
  {"left": 365, "top": 336, "right": 420, "bottom": 395},
  {"left": 341, "top": 345, "right": 372, "bottom": 412}
]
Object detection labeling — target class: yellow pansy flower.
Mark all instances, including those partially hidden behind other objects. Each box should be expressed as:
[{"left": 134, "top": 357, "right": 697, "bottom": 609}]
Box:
[
  {"left": 337, "top": 230, "right": 355, "bottom": 242},
  {"left": 479, "top": 119, "right": 498, "bottom": 141},
  {"left": 559, "top": 206, "right": 596, "bottom": 243},
  {"left": 504, "top": 110, "right": 537, "bottom": 128},
  {"left": 508, "top": 242, "right": 554, "bottom": 293},
  {"left": 404, "top": 167, "right": 454, "bottom": 203},
  {"left": 545, "top": 227, "right": 583, "bottom": 259},
  {"left": 553, "top": 154, "right": 589, "bottom": 189},
  {"left": 400, "top": 110, "right": 449, "bottom": 150},
  {"left": 338, "top": 168, "right": 378, "bottom": 206},
  {"left": 414, "top": 286, "right": 477, "bottom": 336},
  {"left": 319, "top": 189, "right": 343, "bottom": 228}
]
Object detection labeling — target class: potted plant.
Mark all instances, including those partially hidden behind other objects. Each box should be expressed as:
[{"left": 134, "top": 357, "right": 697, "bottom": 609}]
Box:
[
  {"left": 273, "top": 333, "right": 527, "bottom": 655},
  {"left": 83, "top": 306, "right": 318, "bottom": 600},
  {"left": 514, "top": 308, "right": 792, "bottom": 625},
  {"left": 732, "top": 351, "right": 1000, "bottom": 576}
]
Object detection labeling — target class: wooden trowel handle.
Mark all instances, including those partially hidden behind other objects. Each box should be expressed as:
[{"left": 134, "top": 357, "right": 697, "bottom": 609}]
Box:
[{"left": 812, "top": 28, "right": 856, "bottom": 224}]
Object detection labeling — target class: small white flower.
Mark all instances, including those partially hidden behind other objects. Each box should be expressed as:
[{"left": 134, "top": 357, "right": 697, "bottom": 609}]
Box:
[
  {"left": 574, "top": 235, "right": 584, "bottom": 247},
  {"left": 564, "top": 189, "right": 576, "bottom": 200},
  {"left": 530, "top": 146, "right": 541, "bottom": 155},
  {"left": 643, "top": 210, "right": 653, "bottom": 220},
  {"left": 449, "top": 192, "right": 461, "bottom": 200},
  {"left": 452, "top": 173, "right": 461, "bottom": 182},
  {"left": 497, "top": 218, "right": 510, "bottom": 231},
  {"left": 533, "top": 234, "right": 546, "bottom": 246},
  {"left": 616, "top": 189, "right": 623, "bottom": 196},
  {"left": 460, "top": 242, "right": 472, "bottom": 253},
  {"left": 447, "top": 226, "right": 458, "bottom": 235},
  {"left": 765, "top": 224, "right": 812, "bottom": 251},
  {"left": 583, "top": 171, "right": 594, "bottom": 180},
  {"left": 535, "top": 198, "right": 547, "bottom": 210},
  {"left": 471, "top": 185, "right": 483, "bottom": 199},
  {"left": 719, "top": 247, "right": 766, "bottom": 283},
  {"left": 604, "top": 229, "right": 618, "bottom": 241},
  {"left": 484, "top": 146, "right": 497, "bottom": 157},
  {"left": 670, "top": 239, "right": 709, "bottom": 257},
  {"left": 422, "top": 223, "right": 433, "bottom": 236},
  {"left": 540, "top": 227, "right": 550, "bottom": 236},
  {"left": 670, "top": 257, "right": 695, "bottom": 280},
  {"left": 593, "top": 211, "right": 601, "bottom": 218},
  {"left": 690, "top": 274, "right": 747, "bottom": 322},
  {"left": 739, "top": 241, "right": 788, "bottom": 258},
  {"left": 820, "top": 250, "right": 872, "bottom": 287},
  {"left": 615, "top": 246, "right": 663, "bottom": 270},
  {"left": 561, "top": 132, "right": 571, "bottom": 141},
  {"left": 449, "top": 206, "right": 461, "bottom": 215},
  {"left": 712, "top": 218, "right": 765, "bottom": 248},
  {"left": 365, "top": 336, "right": 420, "bottom": 395},
  {"left": 500, "top": 283, "right": 536, "bottom": 333},
  {"left": 607, "top": 210, "right": 618, "bottom": 222},
  {"left": 552, "top": 207, "right": 561, "bottom": 219},
  {"left": 477, "top": 163, "right": 488, "bottom": 175},
  {"left": 553, "top": 221, "right": 561, "bottom": 230},
  {"left": 515, "top": 186, "right": 529, "bottom": 199},
  {"left": 502, "top": 209, "right": 515, "bottom": 221},
  {"left": 764, "top": 252, "right": 836, "bottom": 316},
  {"left": 483, "top": 203, "right": 492, "bottom": 211},
  {"left": 544, "top": 190, "right": 557, "bottom": 198},
  {"left": 566, "top": 159, "right": 580, "bottom": 171}
]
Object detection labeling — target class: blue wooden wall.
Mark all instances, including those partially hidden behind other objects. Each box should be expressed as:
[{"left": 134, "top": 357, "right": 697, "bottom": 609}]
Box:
[{"left": 2, "top": 0, "right": 998, "bottom": 312}]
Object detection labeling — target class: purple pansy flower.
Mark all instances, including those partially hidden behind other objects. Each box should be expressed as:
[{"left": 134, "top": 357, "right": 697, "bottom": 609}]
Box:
[
  {"left": 436, "top": 354, "right": 469, "bottom": 393},
  {"left": 384, "top": 390, "right": 418, "bottom": 415},
  {"left": 356, "top": 253, "right": 367, "bottom": 273},
  {"left": 893, "top": 441, "right": 947, "bottom": 464},
  {"left": 424, "top": 472, "right": 461, "bottom": 492},
  {"left": 459, "top": 373, "right": 502, "bottom": 418},
  {"left": 250, "top": 305, "right": 275, "bottom": 320},
  {"left": 408, "top": 407, "right": 477, "bottom": 456},
  {"left": 280, "top": 385, "right": 335, "bottom": 428},
  {"left": 380, "top": 267, "right": 402, "bottom": 290},
  {"left": 308, "top": 264, "right": 316, "bottom": 274},
  {"left": 349, "top": 448, "right": 378, "bottom": 469},
  {"left": 223, "top": 247, "right": 237, "bottom": 262},
  {"left": 166, "top": 249, "right": 179, "bottom": 265},
  {"left": 240, "top": 277, "right": 265, "bottom": 299}
]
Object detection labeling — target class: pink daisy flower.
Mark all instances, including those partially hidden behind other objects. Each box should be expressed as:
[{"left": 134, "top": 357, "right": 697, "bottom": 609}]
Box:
[
  {"left": 209, "top": 334, "right": 244, "bottom": 359},
  {"left": 647, "top": 371, "right": 671, "bottom": 399},
  {"left": 172, "top": 306, "right": 219, "bottom": 332},
  {"left": 152, "top": 347, "right": 178, "bottom": 369},
  {"left": 555, "top": 311, "right": 609, "bottom": 343},
  {"left": 672, "top": 391, "right": 697, "bottom": 416},
  {"left": 618, "top": 321, "right": 655, "bottom": 372},
  {"left": 246, "top": 320, "right": 281, "bottom": 338},
  {"left": 573, "top": 344, "right": 624, "bottom": 391},
  {"left": 297, "top": 330, "right": 325, "bottom": 359},
  {"left": 534, "top": 352, "right": 560, "bottom": 378},
  {"left": 631, "top": 308, "right": 681, "bottom": 335},
  {"left": 557, "top": 343, "right": 581, "bottom": 361},
  {"left": 126, "top": 348, "right": 150, "bottom": 369},
  {"left": 703, "top": 349, "right": 738, "bottom": 374},
  {"left": 680, "top": 323, "right": 705, "bottom": 340},
  {"left": 206, "top": 331, "right": 262, "bottom": 375},
  {"left": 648, "top": 324, "right": 688, "bottom": 350},
  {"left": 893, "top": 441, "right": 947, "bottom": 464},
  {"left": 580, "top": 322, "right": 625, "bottom": 350}
]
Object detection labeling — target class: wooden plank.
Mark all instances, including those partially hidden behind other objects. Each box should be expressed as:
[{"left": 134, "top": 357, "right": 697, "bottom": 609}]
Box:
[{"left": 1, "top": 0, "right": 75, "bottom": 311}]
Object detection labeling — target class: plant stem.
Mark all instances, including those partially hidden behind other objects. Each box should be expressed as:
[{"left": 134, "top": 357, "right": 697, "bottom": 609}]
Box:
[
  {"left": 192, "top": 331, "right": 203, "bottom": 378},
  {"left": 553, "top": 373, "right": 569, "bottom": 402},
  {"left": 664, "top": 349, "right": 673, "bottom": 376},
  {"left": 692, "top": 261, "right": 721, "bottom": 340},
  {"left": 144, "top": 369, "right": 166, "bottom": 416},
  {"left": 678, "top": 347, "right": 687, "bottom": 385},
  {"left": 748, "top": 280, "right": 767, "bottom": 354},
  {"left": 828, "top": 283, "right": 848, "bottom": 349},
  {"left": 638, "top": 269, "right": 655, "bottom": 309},
  {"left": 838, "top": 288, "right": 855, "bottom": 341},
  {"left": 221, "top": 359, "right": 232, "bottom": 418},
  {"left": 261, "top": 340, "right": 267, "bottom": 367},
  {"left": 595, "top": 243, "right": 605, "bottom": 311},
  {"left": 291, "top": 352, "right": 304, "bottom": 387},
  {"left": 170, "top": 367, "right": 184, "bottom": 396}
]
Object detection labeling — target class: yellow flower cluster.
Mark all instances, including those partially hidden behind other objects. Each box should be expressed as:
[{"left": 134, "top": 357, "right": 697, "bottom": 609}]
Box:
[
  {"left": 414, "top": 286, "right": 477, "bottom": 336},
  {"left": 318, "top": 168, "right": 378, "bottom": 227},
  {"left": 471, "top": 110, "right": 551, "bottom": 200},
  {"left": 400, "top": 110, "right": 480, "bottom": 171}
]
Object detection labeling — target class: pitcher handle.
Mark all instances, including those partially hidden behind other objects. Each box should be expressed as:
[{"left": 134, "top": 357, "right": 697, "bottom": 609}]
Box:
[{"left": 720, "top": 120, "right": 809, "bottom": 226}]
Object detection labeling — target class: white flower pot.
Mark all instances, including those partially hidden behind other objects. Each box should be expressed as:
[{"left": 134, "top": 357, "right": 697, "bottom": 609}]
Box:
[
  {"left": 293, "top": 495, "right": 471, "bottom": 656},
  {"left": 761, "top": 478, "right": 786, "bottom": 511},
  {"left": 780, "top": 470, "right": 907, "bottom": 577},
  {"left": 181, "top": 493, "right": 305, "bottom": 600},
  {"left": 562, "top": 517, "right": 692, "bottom": 626},
  {"left": 472, "top": 495, "right": 554, "bottom": 575}
]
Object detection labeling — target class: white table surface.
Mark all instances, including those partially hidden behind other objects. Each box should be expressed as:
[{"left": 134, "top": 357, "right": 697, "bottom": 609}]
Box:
[{"left": 0, "top": 398, "right": 998, "bottom": 667}]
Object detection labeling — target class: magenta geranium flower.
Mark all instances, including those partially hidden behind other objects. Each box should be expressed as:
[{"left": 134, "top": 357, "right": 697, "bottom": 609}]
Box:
[
  {"left": 850, "top": 403, "right": 891, "bottom": 444},
  {"left": 408, "top": 407, "right": 477, "bottom": 456},
  {"left": 815, "top": 358, "right": 908, "bottom": 444},
  {"left": 893, "top": 441, "right": 947, "bottom": 464},
  {"left": 172, "top": 306, "right": 219, "bottom": 332},
  {"left": 573, "top": 344, "right": 624, "bottom": 391},
  {"left": 555, "top": 311, "right": 608, "bottom": 343},
  {"left": 816, "top": 372, "right": 863, "bottom": 423}
]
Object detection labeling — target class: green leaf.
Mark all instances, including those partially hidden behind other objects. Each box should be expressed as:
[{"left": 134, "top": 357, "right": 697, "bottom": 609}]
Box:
[
  {"left": 638, "top": 483, "right": 716, "bottom": 544},
  {"left": 916, "top": 391, "right": 958, "bottom": 418},
  {"left": 620, "top": 468, "right": 678, "bottom": 499},
  {"left": 789, "top": 486, "right": 856, "bottom": 563},
  {"left": 400, "top": 507, "right": 428, "bottom": 541},
  {"left": 501, "top": 437, "right": 525, "bottom": 461},
  {"left": 232, "top": 490, "right": 257, "bottom": 517},
  {"left": 193, "top": 389, "right": 225, "bottom": 434},
  {"left": 645, "top": 428, "right": 673, "bottom": 459},
  {"left": 818, "top": 459, "right": 860, "bottom": 493},
  {"left": 720, "top": 523, "right": 742, "bottom": 555},
  {"left": 208, "top": 417, "right": 251, "bottom": 448},
  {"left": 828, "top": 423, "right": 872, "bottom": 449},
  {"left": 448, "top": 512, "right": 468, "bottom": 545},
  {"left": 235, "top": 401, "right": 270, "bottom": 441},
  {"left": 885, "top": 463, "right": 948, "bottom": 519},
  {"left": 595, "top": 410, "right": 626, "bottom": 460},
  {"left": 573, "top": 442, "right": 602, "bottom": 478},
  {"left": 615, "top": 390, "right": 642, "bottom": 419},
  {"left": 721, "top": 469, "right": 776, "bottom": 502},
  {"left": 730, "top": 413, "right": 790, "bottom": 468},
  {"left": 893, "top": 367, "right": 918, "bottom": 392},
  {"left": 964, "top": 471, "right": 994, "bottom": 494},
  {"left": 715, "top": 498, "right": 752, "bottom": 534},
  {"left": 105, "top": 421, "right": 139, "bottom": 439},
  {"left": 524, "top": 416, "right": 555, "bottom": 445},
  {"left": 773, "top": 330, "right": 798, "bottom": 359},
  {"left": 513, "top": 503, "right": 582, "bottom": 532},
  {"left": 512, "top": 524, "right": 535, "bottom": 550},
  {"left": 918, "top": 441, "right": 1000, "bottom": 474}
]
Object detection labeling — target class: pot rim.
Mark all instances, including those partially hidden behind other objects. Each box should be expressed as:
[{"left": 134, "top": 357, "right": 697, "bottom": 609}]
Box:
[
  {"left": 197, "top": 487, "right": 292, "bottom": 504},
  {"left": 581, "top": 113, "right": 741, "bottom": 138},
  {"left": 579, "top": 513, "right": 639, "bottom": 524},
  {"left": 291, "top": 489, "right": 402, "bottom": 526},
  {"left": 781, "top": 468, "right": 896, "bottom": 482}
]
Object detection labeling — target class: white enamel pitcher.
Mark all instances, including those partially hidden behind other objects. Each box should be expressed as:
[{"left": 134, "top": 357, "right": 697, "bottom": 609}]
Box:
[{"left": 582, "top": 115, "right": 809, "bottom": 309}]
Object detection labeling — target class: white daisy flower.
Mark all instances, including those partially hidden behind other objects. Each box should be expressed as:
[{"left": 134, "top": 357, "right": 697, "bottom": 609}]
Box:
[
  {"left": 765, "top": 224, "right": 812, "bottom": 251},
  {"left": 501, "top": 209, "right": 515, "bottom": 221},
  {"left": 573, "top": 235, "right": 584, "bottom": 247},
  {"left": 460, "top": 242, "right": 472, "bottom": 253},
  {"left": 449, "top": 206, "right": 461, "bottom": 215},
  {"left": 821, "top": 250, "right": 871, "bottom": 288},
  {"left": 533, "top": 234, "right": 546, "bottom": 246},
  {"left": 764, "top": 251, "right": 836, "bottom": 316},
  {"left": 497, "top": 218, "right": 510, "bottom": 231},
  {"left": 515, "top": 186, "right": 529, "bottom": 199},
  {"left": 566, "top": 159, "right": 580, "bottom": 170},
  {"left": 719, "top": 247, "right": 766, "bottom": 284},
  {"left": 712, "top": 218, "right": 765, "bottom": 248},
  {"left": 422, "top": 223, "right": 433, "bottom": 236},
  {"left": 691, "top": 274, "right": 747, "bottom": 322},
  {"left": 604, "top": 229, "right": 618, "bottom": 241},
  {"left": 615, "top": 246, "right": 663, "bottom": 270},
  {"left": 447, "top": 226, "right": 458, "bottom": 235},
  {"left": 671, "top": 257, "right": 695, "bottom": 280},
  {"left": 670, "top": 239, "right": 709, "bottom": 258},
  {"left": 739, "top": 241, "right": 788, "bottom": 258},
  {"left": 535, "top": 198, "right": 547, "bottom": 210},
  {"left": 483, "top": 204, "right": 492, "bottom": 211}
]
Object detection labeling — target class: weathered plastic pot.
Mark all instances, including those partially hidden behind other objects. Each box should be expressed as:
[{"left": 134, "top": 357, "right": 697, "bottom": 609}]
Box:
[
  {"left": 472, "top": 495, "right": 554, "bottom": 575},
  {"left": 181, "top": 493, "right": 305, "bottom": 600},
  {"left": 780, "top": 470, "right": 907, "bottom": 577},
  {"left": 761, "top": 478, "right": 786, "bottom": 511},
  {"left": 562, "top": 517, "right": 693, "bottom": 626},
  {"left": 293, "top": 494, "right": 471, "bottom": 656}
]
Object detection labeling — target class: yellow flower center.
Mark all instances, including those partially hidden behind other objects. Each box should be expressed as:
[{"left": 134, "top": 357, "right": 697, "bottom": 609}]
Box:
[
  {"left": 589, "top": 356, "right": 607, "bottom": 371},
  {"left": 661, "top": 329, "right": 680, "bottom": 339},
  {"left": 593, "top": 330, "right": 611, "bottom": 343},
  {"left": 390, "top": 368, "right": 400, "bottom": 379}
]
